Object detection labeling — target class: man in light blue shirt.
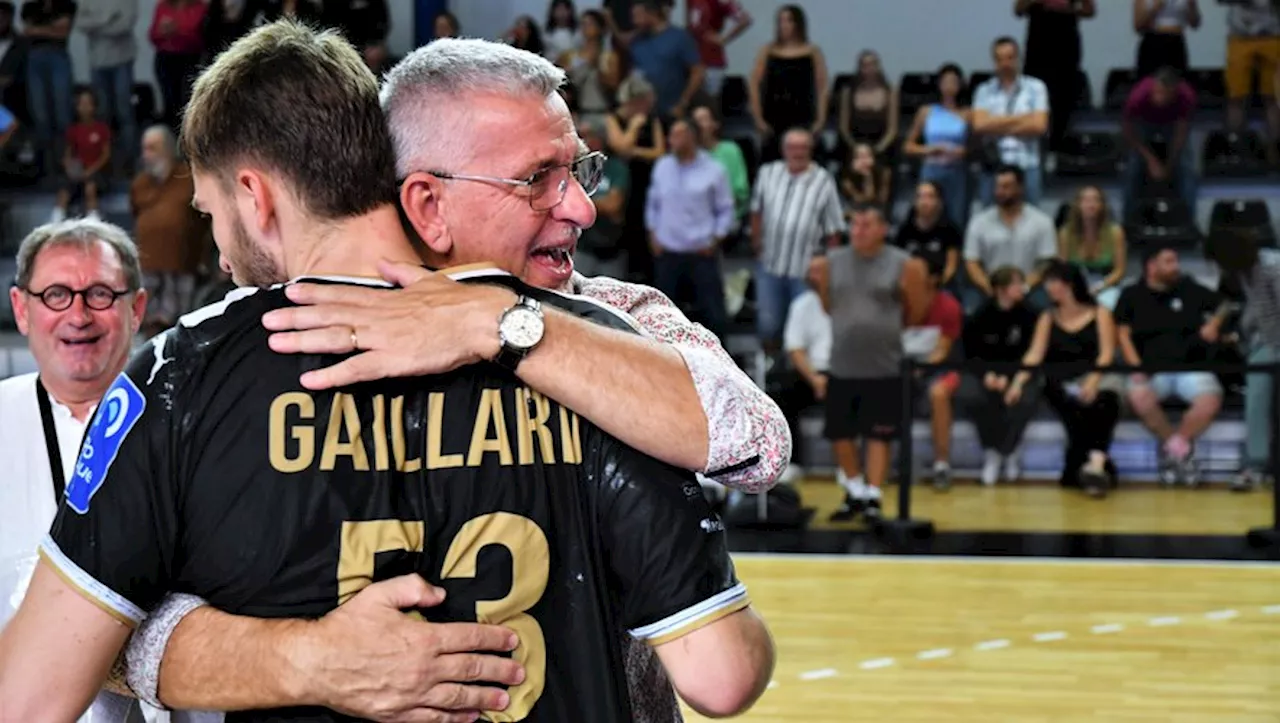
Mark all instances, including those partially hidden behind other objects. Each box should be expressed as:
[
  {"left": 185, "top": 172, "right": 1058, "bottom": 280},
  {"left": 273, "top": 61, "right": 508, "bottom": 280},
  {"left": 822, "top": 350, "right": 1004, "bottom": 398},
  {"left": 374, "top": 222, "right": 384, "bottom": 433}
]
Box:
[
  {"left": 646, "top": 116, "right": 735, "bottom": 339},
  {"left": 972, "top": 36, "right": 1050, "bottom": 205}
]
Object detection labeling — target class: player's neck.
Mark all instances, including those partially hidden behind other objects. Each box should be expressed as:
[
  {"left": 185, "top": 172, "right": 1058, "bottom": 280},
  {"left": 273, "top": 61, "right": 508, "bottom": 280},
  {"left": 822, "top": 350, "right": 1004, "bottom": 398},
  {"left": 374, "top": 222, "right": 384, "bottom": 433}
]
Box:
[{"left": 288, "top": 206, "right": 421, "bottom": 282}]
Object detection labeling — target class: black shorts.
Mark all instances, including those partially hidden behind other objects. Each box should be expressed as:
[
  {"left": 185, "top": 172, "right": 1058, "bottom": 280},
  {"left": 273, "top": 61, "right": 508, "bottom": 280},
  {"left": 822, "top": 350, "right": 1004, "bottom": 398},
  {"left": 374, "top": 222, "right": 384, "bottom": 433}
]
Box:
[{"left": 824, "top": 376, "right": 903, "bottom": 441}]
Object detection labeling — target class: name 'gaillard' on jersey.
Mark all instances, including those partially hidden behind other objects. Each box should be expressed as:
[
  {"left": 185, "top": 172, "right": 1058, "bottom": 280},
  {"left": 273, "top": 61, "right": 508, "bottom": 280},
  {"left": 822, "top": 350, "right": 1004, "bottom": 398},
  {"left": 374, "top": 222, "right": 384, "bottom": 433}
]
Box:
[{"left": 42, "top": 267, "right": 748, "bottom": 723}]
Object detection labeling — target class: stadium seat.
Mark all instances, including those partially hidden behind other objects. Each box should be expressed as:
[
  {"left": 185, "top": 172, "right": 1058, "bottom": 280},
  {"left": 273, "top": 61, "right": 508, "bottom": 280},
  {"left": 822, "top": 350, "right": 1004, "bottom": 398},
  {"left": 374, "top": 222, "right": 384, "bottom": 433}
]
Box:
[
  {"left": 1208, "top": 198, "right": 1278, "bottom": 248},
  {"left": 1186, "top": 68, "right": 1226, "bottom": 110},
  {"left": 1075, "top": 69, "right": 1094, "bottom": 111},
  {"left": 721, "top": 75, "right": 748, "bottom": 119},
  {"left": 1202, "top": 129, "right": 1269, "bottom": 177},
  {"left": 899, "top": 72, "right": 936, "bottom": 118},
  {"left": 132, "top": 82, "right": 157, "bottom": 126},
  {"left": 1054, "top": 131, "right": 1121, "bottom": 176},
  {"left": 1104, "top": 68, "right": 1137, "bottom": 111},
  {"left": 1125, "top": 197, "right": 1201, "bottom": 251}
]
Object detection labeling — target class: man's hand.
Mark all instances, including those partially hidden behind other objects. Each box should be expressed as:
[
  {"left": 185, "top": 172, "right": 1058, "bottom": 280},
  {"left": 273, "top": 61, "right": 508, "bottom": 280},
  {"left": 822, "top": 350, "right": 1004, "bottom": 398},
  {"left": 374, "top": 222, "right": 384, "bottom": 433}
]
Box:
[
  {"left": 1146, "top": 156, "right": 1167, "bottom": 181},
  {"left": 1003, "top": 383, "right": 1023, "bottom": 406},
  {"left": 983, "top": 372, "right": 1003, "bottom": 392},
  {"left": 1199, "top": 321, "right": 1220, "bottom": 344},
  {"left": 811, "top": 374, "right": 828, "bottom": 401},
  {"left": 297, "top": 575, "right": 524, "bottom": 723},
  {"left": 1078, "top": 377, "right": 1099, "bottom": 405},
  {"left": 261, "top": 261, "right": 517, "bottom": 390}
]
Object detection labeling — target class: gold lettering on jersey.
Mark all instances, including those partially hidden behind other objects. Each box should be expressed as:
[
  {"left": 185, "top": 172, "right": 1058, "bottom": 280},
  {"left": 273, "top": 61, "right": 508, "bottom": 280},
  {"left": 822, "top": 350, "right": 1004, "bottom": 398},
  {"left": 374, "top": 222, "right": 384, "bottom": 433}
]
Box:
[
  {"left": 269, "top": 392, "right": 316, "bottom": 473},
  {"left": 558, "top": 405, "right": 582, "bottom": 464},
  {"left": 338, "top": 520, "right": 425, "bottom": 605},
  {"left": 390, "top": 395, "right": 422, "bottom": 472},
  {"left": 320, "top": 393, "right": 370, "bottom": 471},
  {"left": 467, "top": 389, "right": 514, "bottom": 467},
  {"left": 426, "top": 392, "right": 463, "bottom": 469},
  {"left": 514, "top": 388, "right": 555, "bottom": 465},
  {"left": 370, "top": 394, "right": 390, "bottom": 470}
]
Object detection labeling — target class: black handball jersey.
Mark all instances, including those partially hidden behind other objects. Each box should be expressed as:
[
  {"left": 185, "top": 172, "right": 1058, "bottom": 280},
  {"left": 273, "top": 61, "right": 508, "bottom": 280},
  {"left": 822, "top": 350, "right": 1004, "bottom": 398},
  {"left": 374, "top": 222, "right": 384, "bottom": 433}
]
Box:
[{"left": 42, "top": 267, "right": 748, "bottom": 723}]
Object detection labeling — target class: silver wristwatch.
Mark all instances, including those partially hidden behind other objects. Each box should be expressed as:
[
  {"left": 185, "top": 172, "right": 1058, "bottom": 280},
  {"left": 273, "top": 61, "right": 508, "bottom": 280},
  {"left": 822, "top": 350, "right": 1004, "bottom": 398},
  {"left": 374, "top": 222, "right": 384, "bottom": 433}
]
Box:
[{"left": 494, "top": 295, "right": 545, "bottom": 371}]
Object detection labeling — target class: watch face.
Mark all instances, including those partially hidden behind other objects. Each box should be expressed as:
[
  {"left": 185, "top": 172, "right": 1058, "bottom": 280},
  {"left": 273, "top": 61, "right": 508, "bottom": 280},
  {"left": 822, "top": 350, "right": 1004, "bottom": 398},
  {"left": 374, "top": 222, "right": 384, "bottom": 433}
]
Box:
[{"left": 502, "top": 307, "right": 545, "bottom": 349}]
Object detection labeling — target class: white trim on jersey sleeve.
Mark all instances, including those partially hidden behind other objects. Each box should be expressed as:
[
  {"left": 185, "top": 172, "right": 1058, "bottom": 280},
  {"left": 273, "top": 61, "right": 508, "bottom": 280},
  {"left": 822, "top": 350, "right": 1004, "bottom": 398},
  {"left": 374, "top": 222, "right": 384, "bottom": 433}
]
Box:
[
  {"left": 177, "top": 286, "right": 262, "bottom": 329},
  {"left": 628, "top": 582, "right": 750, "bottom": 646},
  {"left": 37, "top": 534, "right": 146, "bottom": 627}
]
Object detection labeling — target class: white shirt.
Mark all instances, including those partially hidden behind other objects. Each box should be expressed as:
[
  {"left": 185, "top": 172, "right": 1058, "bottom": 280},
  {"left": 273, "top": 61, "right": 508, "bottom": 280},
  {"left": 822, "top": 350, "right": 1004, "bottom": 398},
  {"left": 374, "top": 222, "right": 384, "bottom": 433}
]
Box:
[
  {"left": 0, "top": 372, "right": 148, "bottom": 722},
  {"left": 783, "top": 291, "right": 831, "bottom": 372}
]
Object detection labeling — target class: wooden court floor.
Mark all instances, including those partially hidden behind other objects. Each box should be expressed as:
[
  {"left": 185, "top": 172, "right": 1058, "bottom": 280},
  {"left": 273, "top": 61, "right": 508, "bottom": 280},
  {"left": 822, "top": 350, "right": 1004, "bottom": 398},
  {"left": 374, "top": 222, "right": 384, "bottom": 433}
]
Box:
[
  {"left": 794, "top": 479, "right": 1275, "bottom": 535},
  {"left": 681, "top": 556, "right": 1280, "bottom": 722}
]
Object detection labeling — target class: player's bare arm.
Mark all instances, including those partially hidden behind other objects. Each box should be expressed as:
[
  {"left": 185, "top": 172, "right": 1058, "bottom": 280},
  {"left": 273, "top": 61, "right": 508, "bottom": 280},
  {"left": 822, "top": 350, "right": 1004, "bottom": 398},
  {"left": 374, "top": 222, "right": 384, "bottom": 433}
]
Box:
[{"left": 653, "top": 606, "right": 775, "bottom": 717}]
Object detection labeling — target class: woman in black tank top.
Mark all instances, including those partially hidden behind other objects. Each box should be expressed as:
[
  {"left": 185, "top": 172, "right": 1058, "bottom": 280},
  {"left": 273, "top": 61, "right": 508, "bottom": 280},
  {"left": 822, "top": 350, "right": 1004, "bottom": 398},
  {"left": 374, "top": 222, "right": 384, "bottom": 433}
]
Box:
[{"left": 1006, "top": 262, "right": 1121, "bottom": 497}]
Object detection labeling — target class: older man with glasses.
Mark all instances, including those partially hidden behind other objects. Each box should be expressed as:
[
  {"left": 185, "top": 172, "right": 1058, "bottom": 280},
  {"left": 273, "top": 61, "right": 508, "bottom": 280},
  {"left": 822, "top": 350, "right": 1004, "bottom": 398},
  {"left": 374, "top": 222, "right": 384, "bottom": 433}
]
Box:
[{"left": 0, "top": 219, "right": 149, "bottom": 721}]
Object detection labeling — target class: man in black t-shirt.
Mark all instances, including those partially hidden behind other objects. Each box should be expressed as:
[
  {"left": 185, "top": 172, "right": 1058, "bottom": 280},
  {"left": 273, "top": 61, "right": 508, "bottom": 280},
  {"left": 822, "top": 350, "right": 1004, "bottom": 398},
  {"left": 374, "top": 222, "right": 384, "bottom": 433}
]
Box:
[
  {"left": 20, "top": 0, "right": 74, "bottom": 156},
  {"left": 894, "top": 183, "right": 963, "bottom": 289},
  {"left": 1116, "top": 247, "right": 1227, "bottom": 486},
  {"left": 0, "top": 21, "right": 773, "bottom": 722}
]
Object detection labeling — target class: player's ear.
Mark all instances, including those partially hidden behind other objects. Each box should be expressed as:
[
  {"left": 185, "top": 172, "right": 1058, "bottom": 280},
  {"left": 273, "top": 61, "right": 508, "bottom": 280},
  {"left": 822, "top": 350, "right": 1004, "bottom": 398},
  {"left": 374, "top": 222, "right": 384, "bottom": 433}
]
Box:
[
  {"left": 400, "top": 171, "right": 452, "bottom": 257},
  {"left": 234, "top": 168, "right": 276, "bottom": 238}
]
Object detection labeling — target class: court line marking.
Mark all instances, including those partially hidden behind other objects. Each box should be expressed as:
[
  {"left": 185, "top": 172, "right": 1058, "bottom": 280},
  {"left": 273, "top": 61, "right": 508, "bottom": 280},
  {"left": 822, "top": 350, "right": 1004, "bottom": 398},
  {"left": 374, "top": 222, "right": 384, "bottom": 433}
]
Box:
[
  {"left": 859, "top": 658, "right": 895, "bottom": 670},
  {"left": 974, "top": 639, "right": 1010, "bottom": 651},
  {"left": 1263, "top": 605, "right": 1280, "bottom": 615},
  {"left": 1032, "top": 631, "right": 1067, "bottom": 642},
  {"left": 798, "top": 668, "right": 838, "bottom": 681},
  {"left": 1205, "top": 609, "right": 1239, "bottom": 620},
  {"left": 730, "top": 552, "right": 1280, "bottom": 569},
  {"left": 917, "top": 648, "right": 953, "bottom": 660},
  {"left": 1091, "top": 623, "right": 1124, "bottom": 634},
  {"left": 1149, "top": 616, "right": 1181, "bottom": 626}
]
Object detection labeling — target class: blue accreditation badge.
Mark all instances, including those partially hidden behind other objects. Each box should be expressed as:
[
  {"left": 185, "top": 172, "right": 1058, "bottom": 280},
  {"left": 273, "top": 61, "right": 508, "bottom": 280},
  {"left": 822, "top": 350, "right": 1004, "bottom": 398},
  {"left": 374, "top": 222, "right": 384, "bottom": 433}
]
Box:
[{"left": 66, "top": 373, "right": 146, "bottom": 514}]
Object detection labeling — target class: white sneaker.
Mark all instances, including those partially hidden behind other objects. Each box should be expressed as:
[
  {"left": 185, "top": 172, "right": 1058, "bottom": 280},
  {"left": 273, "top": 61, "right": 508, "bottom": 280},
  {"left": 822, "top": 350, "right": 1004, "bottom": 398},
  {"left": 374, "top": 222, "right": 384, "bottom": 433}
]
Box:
[
  {"left": 981, "top": 450, "right": 1001, "bottom": 486},
  {"left": 1003, "top": 446, "right": 1022, "bottom": 482}
]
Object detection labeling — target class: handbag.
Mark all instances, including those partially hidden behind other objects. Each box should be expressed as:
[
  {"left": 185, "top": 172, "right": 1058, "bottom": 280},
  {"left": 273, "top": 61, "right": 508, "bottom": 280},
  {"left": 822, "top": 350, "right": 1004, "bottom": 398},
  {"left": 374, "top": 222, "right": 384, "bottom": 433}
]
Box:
[{"left": 976, "top": 81, "right": 1020, "bottom": 172}]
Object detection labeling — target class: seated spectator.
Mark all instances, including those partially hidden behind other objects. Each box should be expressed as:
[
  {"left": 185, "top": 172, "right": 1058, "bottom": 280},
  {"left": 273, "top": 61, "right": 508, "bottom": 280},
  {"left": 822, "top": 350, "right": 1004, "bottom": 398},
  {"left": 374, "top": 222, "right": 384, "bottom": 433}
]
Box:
[
  {"left": 255, "top": 0, "right": 325, "bottom": 24},
  {"left": 693, "top": 103, "right": 749, "bottom": 224},
  {"left": 432, "top": 10, "right": 459, "bottom": 39},
  {"left": 559, "top": 10, "right": 619, "bottom": 126},
  {"left": 903, "top": 62, "right": 970, "bottom": 225},
  {"left": 971, "top": 36, "right": 1049, "bottom": 205},
  {"left": 1058, "top": 185, "right": 1128, "bottom": 309},
  {"left": 957, "top": 266, "right": 1041, "bottom": 485},
  {"left": 899, "top": 260, "right": 963, "bottom": 490},
  {"left": 781, "top": 261, "right": 832, "bottom": 479},
  {"left": 685, "top": 0, "right": 752, "bottom": 102},
  {"left": 964, "top": 165, "right": 1057, "bottom": 309},
  {"left": 645, "top": 116, "right": 735, "bottom": 338},
  {"left": 1133, "top": 0, "right": 1200, "bottom": 78},
  {"left": 505, "top": 15, "right": 546, "bottom": 57},
  {"left": 1122, "top": 66, "right": 1196, "bottom": 213},
  {"left": 626, "top": 0, "right": 703, "bottom": 118},
  {"left": 839, "top": 142, "right": 891, "bottom": 209},
  {"left": 749, "top": 4, "right": 826, "bottom": 163},
  {"left": 52, "top": 87, "right": 109, "bottom": 222},
  {"left": 324, "top": 0, "right": 390, "bottom": 73},
  {"left": 575, "top": 115, "right": 629, "bottom": 278},
  {"left": 895, "top": 181, "right": 962, "bottom": 290},
  {"left": 837, "top": 49, "right": 898, "bottom": 163},
  {"left": 1116, "top": 246, "right": 1226, "bottom": 486},
  {"left": 1010, "top": 261, "right": 1121, "bottom": 498},
  {"left": 544, "top": 0, "right": 580, "bottom": 62},
  {"left": 131, "top": 125, "right": 205, "bottom": 329}
]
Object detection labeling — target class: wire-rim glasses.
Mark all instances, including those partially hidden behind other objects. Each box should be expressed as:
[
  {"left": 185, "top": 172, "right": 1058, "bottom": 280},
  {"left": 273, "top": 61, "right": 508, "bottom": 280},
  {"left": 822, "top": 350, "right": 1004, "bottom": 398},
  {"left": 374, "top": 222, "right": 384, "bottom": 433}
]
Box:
[
  {"left": 22, "top": 284, "right": 134, "bottom": 312},
  {"left": 426, "top": 151, "right": 607, "bottom": 212}
]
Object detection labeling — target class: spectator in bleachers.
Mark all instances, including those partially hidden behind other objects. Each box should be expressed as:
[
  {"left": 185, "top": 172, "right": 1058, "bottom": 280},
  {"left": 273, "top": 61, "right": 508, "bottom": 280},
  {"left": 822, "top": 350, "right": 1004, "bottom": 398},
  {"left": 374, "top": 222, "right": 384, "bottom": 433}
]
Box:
[
  {"left": 0, "top": 3, "right": 27, "bottom": 121},
  {"left": 625, "top": 0, "right": 703, "bottom": 118},
  {"left": 685, "top": 0, "right": 752, "bottom": 103},
  {"left": 151, "top": 0, "right": 207, "bottom": 132},
  {"left": 895, "top": 181, "right": 962, "bottom": 291},
  {"left": 130, "top": 124, "right": 203, "bottom": 329},
  {"left": 780, "top": 259, "right": 831, "bottom": 480},
  {"left": 972, "top": 37, "right": 1049, "bottom": 205},
  {"left": 1011, "top": 260, "right": 1121, "bottom": 498},
  {"left": 693, "top": 103, "right": 749, "bottom": 223},
  {"left": 432, "top": 10, "right": 459, "bottom": 39},
  {"left": 203, "top": 0, "right": 256, "bottom": 58},
  {"left": 964, "top": 165, "right": 1057, "bottom": 309},
  {"left": 645, "top": 116, "right": 735, "bottom": 338},
  {"left": 959, "top": 265, "right": 1040, "bottom": 485},
  {"left": 1134, "top": 0, "right": 1200, "bottom": 78},
  {"left": 748, "top": 4, "right": 826, "bottom": 164},
  {"left": 837, "top": 49, "right": 898, "bottom": 164},
  {"left": 812, "top": 204, "right": 928, "bottom": 522},
  {"left": 1224, "top": 0, "right": 1280, "bottom": 161},
  {"left": 325, "top": 0, "right": 390, "bottom": 73},
  {"left": 839, "top": 142, "right": 890, "bottom": 210},
  {"left": 0, "top": 101, "right": 16, "bottom": 149},
  {"left": 257, "top": 0, "right": 324, "bottom": 24},
  {"left": 51, "top": 87, "right": 107, "bottom": 223},
  {"left": 543, "top": 0, "right": 579, "bottom": 62},
  {"left": 559, "top": 10, "right": 619, "bottom": 126},
  {"left": 607, "top": 73, "right": 665, "bottom": 280},
  {"left": 1208, "top": 229, "right": 1280, "bottom": 491},
  {"left": 903, "top": 63, "right": 970, "bottom": 226},
  {"left": 1017, "top": 0, "right": 1094, "bottom": 153},
  {"left": 751, "top": 128, "right": 845, "bottom": 354},
  {"left": 1116, "top": 246, "right": 1226, "bottom": 486},
  {"left": 1121, "top": 67, "right": 1197, "bottom": 215},
  {"left": 21, "top": 0, "right": 75, "bottom": 170},
  {"left": 504, "top": 15, "right": 546, "bottom": 58},
  {"left": 76, "top": 0, "right": 137, "bottom": 175},
  {"left": 901, "top": 260, "right": 964, "bottom": 491},
  {"left": 575, "top": 115, "right": 629, "bottom": 278},
  {"left": 1057, "top": 185, "right": 1128, "bottom": 309}
]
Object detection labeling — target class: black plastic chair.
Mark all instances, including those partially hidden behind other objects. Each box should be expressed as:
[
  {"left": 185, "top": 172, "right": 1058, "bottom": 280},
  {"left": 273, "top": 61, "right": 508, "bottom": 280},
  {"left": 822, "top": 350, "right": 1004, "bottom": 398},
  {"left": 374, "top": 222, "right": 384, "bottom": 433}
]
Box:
[
  {"left": 721, "top": 75, "right": 748, "bottom": 119},
  {"left": 1075, "top": 69, "right": 1094, "bottom": 111},
  {"left": 1055, "top": 131, "right": 1121, "bottom": 177},
  {"left": 1125, "top": 197, "right": 1201, "bottom": 251},
  {"left": 899, "top": 72, "right": 937, "bottom": 119},
  {"left": 1104, "top": 68, "right": 1137, "bottom": 111},
  {"left": 1055, "top": 201, "right": 1071, "bottom": 229},
  {"left": 1202, "top": 129, "right": 1270, "bottom": 177},
  {"left": 1208, "top": 198, "right": 1277, "bottom": 248},
  {"left": 732, "top": 134, "right": 760, "bottom": 188},
  {"left": 1186, "top": 68, "right": 1226, "bottom": 110}
]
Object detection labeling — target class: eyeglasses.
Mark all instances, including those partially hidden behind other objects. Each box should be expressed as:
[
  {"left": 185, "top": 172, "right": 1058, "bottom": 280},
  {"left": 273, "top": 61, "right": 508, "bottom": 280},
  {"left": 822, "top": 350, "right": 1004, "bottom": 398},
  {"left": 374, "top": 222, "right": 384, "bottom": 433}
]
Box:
[
  {"left": 425, "top": 152, "right": 607, "bottom": 212},
  {"left": 22, "top": 284, "right": 133, "bottom": 312}
]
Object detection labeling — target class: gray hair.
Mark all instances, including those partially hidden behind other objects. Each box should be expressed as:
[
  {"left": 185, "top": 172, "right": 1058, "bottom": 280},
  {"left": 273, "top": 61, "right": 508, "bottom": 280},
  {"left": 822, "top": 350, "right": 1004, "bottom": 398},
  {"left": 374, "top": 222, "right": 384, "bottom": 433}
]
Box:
[
  {"left": 143, "top": 124, "right": 177, "bottom": 156},
  {"left": 15, "top": 219, "right": 143, "bottom": 292},
  {"left": 380, "top": 38, "right": 567, "bottom": 176}
]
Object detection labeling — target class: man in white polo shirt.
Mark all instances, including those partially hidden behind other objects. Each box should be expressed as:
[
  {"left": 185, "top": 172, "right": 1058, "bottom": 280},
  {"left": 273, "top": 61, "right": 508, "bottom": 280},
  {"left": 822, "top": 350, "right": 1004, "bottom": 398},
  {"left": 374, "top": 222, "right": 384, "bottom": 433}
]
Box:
[{"left": 0, "top": 218, "right": 148, "bottom": 721}]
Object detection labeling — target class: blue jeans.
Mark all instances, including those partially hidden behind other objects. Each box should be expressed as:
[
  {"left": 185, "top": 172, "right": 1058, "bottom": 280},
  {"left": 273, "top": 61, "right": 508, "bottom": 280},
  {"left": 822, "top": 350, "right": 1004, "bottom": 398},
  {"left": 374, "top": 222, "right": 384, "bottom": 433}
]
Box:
[
  {"left": 654, "top": 251, "right": 728, "bottom": 340},
  {"left": 92, "top": 62, "right": 137, "bottom": 166},
  {"left": 920, "top": 162, "right": 969, "bottom": 226},
  {"left": 1245, "top": 343, "right": 1278, "bottom": 470},
  {"left": 26, "top": 46, "right": 73, "bottom": 149},
  {"left": 1123, "top": 124, "right": 1197, "bottom": 213},
  {"left": 978, "top": 165, "right": 1042, "bottom": 207},
  {"left": 754, "top": 264, "right": 809, "bottom": 345}
]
